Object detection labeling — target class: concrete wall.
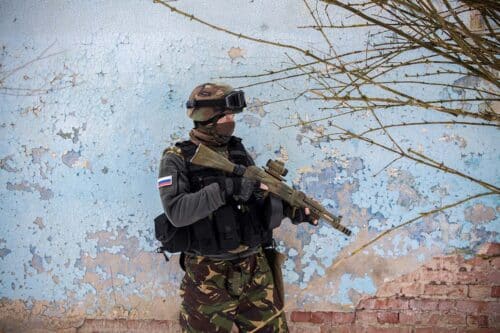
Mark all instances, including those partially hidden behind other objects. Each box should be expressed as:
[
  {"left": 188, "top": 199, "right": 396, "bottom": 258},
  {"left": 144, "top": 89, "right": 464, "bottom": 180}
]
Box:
[{"left": 0, "top": 1, "right": 498, "bottom": 331}]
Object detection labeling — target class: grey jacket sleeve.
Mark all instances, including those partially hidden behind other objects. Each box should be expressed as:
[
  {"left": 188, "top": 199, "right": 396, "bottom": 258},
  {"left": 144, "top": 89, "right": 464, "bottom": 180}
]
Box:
[{"left": 158, "top": 150, "right": 226, "bottom": 227}]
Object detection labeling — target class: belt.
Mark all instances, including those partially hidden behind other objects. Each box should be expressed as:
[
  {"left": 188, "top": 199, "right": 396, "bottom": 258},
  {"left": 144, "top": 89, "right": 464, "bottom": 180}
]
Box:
[{"left": 185, "top": 246, "right": 262, "bottom": 262}]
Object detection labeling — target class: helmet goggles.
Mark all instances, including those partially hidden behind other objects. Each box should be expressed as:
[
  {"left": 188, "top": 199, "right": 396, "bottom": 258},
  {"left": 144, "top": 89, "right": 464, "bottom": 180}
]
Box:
[{"left": 186, "top": 90, "right": 246, "bottom": 111}]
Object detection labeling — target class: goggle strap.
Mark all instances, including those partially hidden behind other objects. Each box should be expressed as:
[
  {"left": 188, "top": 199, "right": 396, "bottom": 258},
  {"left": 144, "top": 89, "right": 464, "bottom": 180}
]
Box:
[{"left": 186, "top": 99, "right": 227, "bottom": 109}]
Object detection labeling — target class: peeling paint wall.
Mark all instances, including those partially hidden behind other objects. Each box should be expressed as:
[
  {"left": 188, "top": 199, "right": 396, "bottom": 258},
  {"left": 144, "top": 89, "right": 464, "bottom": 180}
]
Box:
[{"left": 0, "top": 0, "right": 498, "bottom": 330}]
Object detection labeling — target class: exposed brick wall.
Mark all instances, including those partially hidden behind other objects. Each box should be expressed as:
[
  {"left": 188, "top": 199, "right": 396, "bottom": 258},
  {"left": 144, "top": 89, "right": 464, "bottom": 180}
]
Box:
[{"left": 289, "top": 243, "right": 500, "bottom": 332}]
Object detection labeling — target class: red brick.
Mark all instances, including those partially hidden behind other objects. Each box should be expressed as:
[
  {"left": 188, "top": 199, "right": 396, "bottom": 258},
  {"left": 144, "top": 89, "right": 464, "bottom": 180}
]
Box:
[
  {"left": 404, "top": 311, "right": 463, "bottom": 326},
  {"left": 377, "top": 311, "right": 399, "bottom": 324},
  {"left": 330, "top": 312, "right": 355, "bottom": 324},
  {"left": 439, "top": 300, "right": 457, "bottom": 311},
  {"left": 485, "top": 271, "right": 500, "bottom": 284},
  {"left": 490, "top": 257, "right": 500, "bottom": 269},
  {"left": 491, "top": 286, "right": 500, "bottom": 297},
  {"left": 291, "top": 311, "right": 311, "bottom": 322},
  {"left": 319, "top": 325, "right": 352, "bottom": 333},
  {"left": 399, "top": 311, "right": 440, "bottom": 325},
  {"left": 486, "top": 301, "right": 500, "bottom": 315},
  {"left": 488, "top": 314, "right": 500, "bottom": 328},
  {"left": 426, "top": 255, "right": 464, "bottom": 271},
  {"left": 445, "top": 312, "right": 467, "bottom": 326},
  {"left": 424, "top": 283, "right": 467, "bottom": 298},
  {"left": 477, "top": 243, "right": 500, "bottom": 256},
  {"left": 413, "top": 328, "right": 434, "bottom": 333},
  {"left": 439, "top": 328, "right": 458, "bottom": 333},
  {"left": 419, "top": 270, "right": 459, "bottom": 284},
  {"left": 456, "top": 329, "right": 497, "bottom": 333},
  {"left": 414, "top": 328, "right": 457, "bottom": 333},
  {"left": 467, "top": 315, "right": 489, "bottom": 327},
  {"left": 426, "top": 312, "right": 443, "bottom": 325},
  {"left": 417, "top": 311, "right": 466, "bottom": 326},
  {"left": 455, "top": 300, "right": 489, "bottom": 313},
  {"left": 355, "top": 310, "right": 378, "bottom": 324},
  {"left": 346, "top": 327, "right": 366, "bottom": 333},
  {"left": 385, "top": 297, "right": 409, "bottom": 310},
  {"left": 357, "top": 297, "right": 375, "bottom": 309},
  {"left": 399, "top": 311, "right": 418, "bottom": 325},
  {"left": 465, "top": 258, "right": 491, "bottom": 272},
  {"left": 310, "top": 311, "right": 332, "bottom": 324},
  {"left": 468, "top": 285, "right": 492, "bottom": 299},
  {"left": 410, "top": 299, "right": 440, "bottom": 311},
  {"left": 400, "top": 282, "right": 424, "bottom": 297},
  {"left": 365, "top": 327, "right": 411, "bottom": 333},
  {"left": 456, "top": 270, "right": 493, "bottom": 285},
  {"left": 289, "top": 323, "right": 321, "bottom": 333},
  {"left": 456, "top": 272, "right": 482, "bottom": 284},
  {"left": 358, "top": 297, "right": 409, "bottom": 310}
]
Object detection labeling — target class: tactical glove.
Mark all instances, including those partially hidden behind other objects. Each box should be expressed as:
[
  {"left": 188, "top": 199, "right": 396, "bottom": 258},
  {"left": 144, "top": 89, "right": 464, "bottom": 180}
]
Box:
[
  {"left": 232, "top": 177, "right": 260, "bottom": 202},
  {"left": 205, "top": 176, "right": 259, "bottom": 203},
  {"left": 288, "top": 206, "right": 319, "bottom": 226}
]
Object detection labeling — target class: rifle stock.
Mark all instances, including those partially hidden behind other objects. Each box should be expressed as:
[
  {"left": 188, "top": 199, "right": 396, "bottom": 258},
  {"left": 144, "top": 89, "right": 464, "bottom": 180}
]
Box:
[{"left": 190, "top": 144, "right": 351, "bottom": 236}]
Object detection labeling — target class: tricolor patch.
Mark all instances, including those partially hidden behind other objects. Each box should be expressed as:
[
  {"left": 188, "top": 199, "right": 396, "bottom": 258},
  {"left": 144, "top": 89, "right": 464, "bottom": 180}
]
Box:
[{"left": 157, "top": 175, "right": 172, "bottom": 188}]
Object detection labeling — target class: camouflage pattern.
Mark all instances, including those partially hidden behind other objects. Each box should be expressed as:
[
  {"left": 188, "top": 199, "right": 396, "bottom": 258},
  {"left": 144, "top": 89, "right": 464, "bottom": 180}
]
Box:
[
  {"left": 179, "top": 247, "right": 288, "bottom": 332},
  {"left": 187, "top": 83, "right": 234, "bottom": 122}
]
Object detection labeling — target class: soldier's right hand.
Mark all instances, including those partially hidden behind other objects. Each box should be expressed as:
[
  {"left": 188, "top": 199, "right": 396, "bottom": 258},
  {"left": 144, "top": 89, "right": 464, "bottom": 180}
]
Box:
[
  {"left": 204, "top": 176, "right": 260, "bottom": 203},
  {"left": 231, "top": 177, "right": 260, "bottom": 202}
]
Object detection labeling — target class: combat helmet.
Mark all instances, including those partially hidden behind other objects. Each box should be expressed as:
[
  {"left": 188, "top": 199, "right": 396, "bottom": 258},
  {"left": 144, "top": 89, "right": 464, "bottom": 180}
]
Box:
[{"left": 186, "top": 83, "right": 246, "bottom": 123}]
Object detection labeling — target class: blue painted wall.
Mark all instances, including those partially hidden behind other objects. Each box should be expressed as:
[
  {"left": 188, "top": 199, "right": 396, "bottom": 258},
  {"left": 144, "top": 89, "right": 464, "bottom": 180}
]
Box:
[{"left": 0, "top": 0, "right": 498, "bottom": 323}]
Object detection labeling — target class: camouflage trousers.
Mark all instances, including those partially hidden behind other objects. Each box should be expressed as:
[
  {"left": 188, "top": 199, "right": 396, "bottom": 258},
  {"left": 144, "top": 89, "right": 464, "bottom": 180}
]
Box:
[{"left": 179, "top": 247, "right": 288, "bottom": 333}]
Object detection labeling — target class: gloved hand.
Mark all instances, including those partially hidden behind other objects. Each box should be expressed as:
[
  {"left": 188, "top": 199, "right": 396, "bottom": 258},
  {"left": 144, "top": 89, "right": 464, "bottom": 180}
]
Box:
[
  {"left": 205, "top": 176, "right": 260, "bottom": 203},
  {"left": 231, "top": 177, "right": 260, "bottom": 202},
  {"left": 291, "top": 207, "right": 319, "bottom": 226}
]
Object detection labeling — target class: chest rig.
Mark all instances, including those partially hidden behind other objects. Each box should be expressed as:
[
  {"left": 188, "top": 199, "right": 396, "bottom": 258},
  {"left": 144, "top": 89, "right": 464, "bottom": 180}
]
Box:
[{"left": 171, "top": 136, "right": 272, "bottom": 255}]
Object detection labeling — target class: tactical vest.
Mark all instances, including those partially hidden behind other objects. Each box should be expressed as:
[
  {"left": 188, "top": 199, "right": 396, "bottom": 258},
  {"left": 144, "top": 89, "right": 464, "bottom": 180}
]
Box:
[{"left": 160, "top": 136, "right": 273, "bottom": 256}]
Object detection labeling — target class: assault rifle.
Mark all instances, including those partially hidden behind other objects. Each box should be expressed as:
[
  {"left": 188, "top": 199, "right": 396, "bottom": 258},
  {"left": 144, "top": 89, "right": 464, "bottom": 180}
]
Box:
[{"left": 190, "top": 144, "right": 352, "bottom": 236}]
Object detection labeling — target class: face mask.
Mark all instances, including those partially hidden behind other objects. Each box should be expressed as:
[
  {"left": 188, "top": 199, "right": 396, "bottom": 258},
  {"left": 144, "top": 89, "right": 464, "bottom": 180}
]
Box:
[
  {"left": 191, "top": 119, "right": 235, "bottom": 146},
  {"left": 215, "top": 120, "right": 235, "bottom": 136}
]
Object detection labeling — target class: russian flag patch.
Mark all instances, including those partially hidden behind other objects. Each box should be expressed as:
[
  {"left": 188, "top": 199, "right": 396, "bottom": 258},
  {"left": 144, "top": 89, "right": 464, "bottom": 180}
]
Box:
[{"left": 157, "top": 175, "right": 173, "bottom": 188}]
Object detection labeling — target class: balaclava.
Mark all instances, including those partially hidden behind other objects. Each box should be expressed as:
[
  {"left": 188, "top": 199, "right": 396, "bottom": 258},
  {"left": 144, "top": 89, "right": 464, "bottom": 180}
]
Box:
[{"left": 186, "top": 83, "right": 237, "bottom": 146}]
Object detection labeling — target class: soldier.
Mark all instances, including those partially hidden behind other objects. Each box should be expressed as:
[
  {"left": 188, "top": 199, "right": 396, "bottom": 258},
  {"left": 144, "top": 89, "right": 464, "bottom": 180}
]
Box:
[{"left": 157, "top": 83, "right": 317, "bottom": 333}]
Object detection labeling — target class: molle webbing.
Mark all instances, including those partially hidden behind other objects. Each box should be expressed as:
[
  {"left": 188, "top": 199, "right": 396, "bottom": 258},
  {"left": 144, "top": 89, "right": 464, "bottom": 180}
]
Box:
[{"left": 173, "top": 137, "right": 270, "bottom": 255}]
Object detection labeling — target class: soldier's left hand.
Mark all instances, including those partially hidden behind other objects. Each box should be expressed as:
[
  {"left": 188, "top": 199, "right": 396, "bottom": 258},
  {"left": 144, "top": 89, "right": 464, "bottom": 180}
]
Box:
[
  {"left": 291, "top": 207, "right": 318, "bottom": 226},
  {"left": 304, "top": 207, "right": 318, "bottom": 226}
]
